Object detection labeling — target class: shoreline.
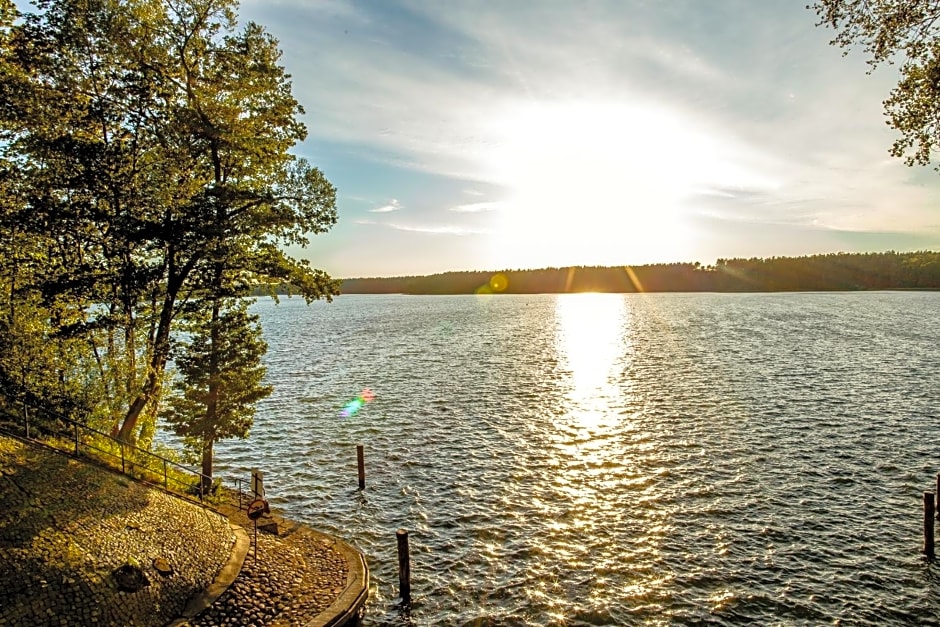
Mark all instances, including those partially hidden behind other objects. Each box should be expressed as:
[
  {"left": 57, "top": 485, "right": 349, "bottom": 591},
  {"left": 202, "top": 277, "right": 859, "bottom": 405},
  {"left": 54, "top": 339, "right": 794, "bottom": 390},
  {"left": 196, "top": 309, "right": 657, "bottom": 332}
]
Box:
[{"left": 0, "top": 433, "right": 368, "bottom": 626}]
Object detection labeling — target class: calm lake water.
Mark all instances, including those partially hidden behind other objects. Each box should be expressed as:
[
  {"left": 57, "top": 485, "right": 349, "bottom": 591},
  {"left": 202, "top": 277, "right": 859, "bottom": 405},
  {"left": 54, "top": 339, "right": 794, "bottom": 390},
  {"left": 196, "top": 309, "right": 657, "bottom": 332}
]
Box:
[{"left": 202, "top": 291, "right": 940, "bottom": 625}]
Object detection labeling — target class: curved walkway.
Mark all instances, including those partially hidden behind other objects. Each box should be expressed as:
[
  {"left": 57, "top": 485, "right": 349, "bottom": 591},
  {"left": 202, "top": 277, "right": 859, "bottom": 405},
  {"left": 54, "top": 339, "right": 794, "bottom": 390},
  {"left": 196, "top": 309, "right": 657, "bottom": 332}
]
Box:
[
  {"left": 0, "top": 434, "right": 368, "bottom": 626},
  {"left": 186, "top": 502, "right": 369, "bottom": 627}
]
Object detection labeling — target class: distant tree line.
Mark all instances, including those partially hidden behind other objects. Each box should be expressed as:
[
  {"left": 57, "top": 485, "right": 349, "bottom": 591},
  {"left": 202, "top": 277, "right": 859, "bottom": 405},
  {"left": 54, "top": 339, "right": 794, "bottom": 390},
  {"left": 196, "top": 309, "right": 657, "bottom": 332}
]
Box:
[{"left": 331, "top": 251, "right": 940, "bottom": 295}]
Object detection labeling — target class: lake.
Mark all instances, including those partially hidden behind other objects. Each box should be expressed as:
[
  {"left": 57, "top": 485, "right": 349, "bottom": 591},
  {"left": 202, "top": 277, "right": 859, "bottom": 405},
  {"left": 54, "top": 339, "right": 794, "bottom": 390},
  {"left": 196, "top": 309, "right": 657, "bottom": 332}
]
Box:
[{"left": 204, "top": 291, "right": 940, "bottom": 625}]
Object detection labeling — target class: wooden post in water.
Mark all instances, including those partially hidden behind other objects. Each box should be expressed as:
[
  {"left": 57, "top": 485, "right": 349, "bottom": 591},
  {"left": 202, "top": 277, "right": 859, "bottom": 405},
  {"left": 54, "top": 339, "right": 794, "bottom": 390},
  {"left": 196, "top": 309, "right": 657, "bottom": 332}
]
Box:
[
  {"left": 925, "top": 492, "right": 935, "bottom": 558},
  {"left": 357, "top": 444, "right": 365, "bottom": 490},
  {"left": 397, "top": 528, "right": 411, "bottom": 605},
  {"left": 935, "top": 475, "right": 940, "bottom": 518}
]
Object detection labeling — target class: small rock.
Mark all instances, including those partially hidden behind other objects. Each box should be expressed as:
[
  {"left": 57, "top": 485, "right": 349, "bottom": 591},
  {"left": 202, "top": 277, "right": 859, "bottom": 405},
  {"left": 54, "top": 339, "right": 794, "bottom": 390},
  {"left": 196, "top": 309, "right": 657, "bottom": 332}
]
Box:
[{"left": 152, "top": 557, "right": 174, "bottom": 576}]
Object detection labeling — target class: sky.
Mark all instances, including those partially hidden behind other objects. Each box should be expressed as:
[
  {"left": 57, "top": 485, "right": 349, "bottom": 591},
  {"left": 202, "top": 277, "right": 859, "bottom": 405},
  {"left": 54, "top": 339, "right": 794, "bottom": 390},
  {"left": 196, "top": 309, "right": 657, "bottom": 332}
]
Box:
[{"left": 236, "top": 0, "right": 940, "bottom": 279}]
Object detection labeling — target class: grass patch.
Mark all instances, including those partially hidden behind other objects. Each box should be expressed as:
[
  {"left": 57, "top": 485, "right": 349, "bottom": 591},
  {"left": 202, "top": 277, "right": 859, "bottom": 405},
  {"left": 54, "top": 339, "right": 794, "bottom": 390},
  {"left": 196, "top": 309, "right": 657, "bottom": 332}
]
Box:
[{"left": 11, "top": 426, "right": 210, "bottom": 503}]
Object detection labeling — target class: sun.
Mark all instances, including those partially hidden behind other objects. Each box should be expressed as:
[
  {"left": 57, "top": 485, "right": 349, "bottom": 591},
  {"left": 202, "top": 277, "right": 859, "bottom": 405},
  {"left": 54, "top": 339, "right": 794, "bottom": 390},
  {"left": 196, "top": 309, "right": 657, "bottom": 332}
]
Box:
[{"left": 478, "top": 99, "right": 769, "bottom": 270}]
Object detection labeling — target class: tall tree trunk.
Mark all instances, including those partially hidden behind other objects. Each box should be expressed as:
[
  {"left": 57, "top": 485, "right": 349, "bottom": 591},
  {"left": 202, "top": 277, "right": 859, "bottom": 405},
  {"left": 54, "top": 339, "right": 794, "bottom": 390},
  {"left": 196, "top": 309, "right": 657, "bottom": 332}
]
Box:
[
  {"left": 202, "top": 287, "right": 221, "bottom": 493},
  {"left": 201, "top": 438, "right": 213, "bottom": 495},
  {"left": 116, "top": 252, "right": 199, "bottom": 443},
  {"left": 116, "top": 286, "right": 176, "bottom": 443},
  {"left": 118, "top": 377, "right": 159, "bottom": 444}
]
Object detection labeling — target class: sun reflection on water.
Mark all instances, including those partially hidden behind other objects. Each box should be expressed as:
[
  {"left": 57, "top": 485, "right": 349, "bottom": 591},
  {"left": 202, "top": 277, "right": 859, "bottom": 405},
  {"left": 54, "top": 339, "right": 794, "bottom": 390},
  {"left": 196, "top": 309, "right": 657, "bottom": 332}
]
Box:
[
  {"left": 554, "top": 292, "right": 631, "bottom": 430},
  {"left": 517, "top": 293, "right": 678, "bottom": 623}
]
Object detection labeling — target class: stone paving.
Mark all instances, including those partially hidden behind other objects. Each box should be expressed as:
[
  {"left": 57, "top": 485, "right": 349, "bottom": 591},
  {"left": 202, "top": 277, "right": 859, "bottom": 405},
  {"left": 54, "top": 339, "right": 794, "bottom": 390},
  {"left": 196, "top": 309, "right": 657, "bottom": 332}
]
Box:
[
  {"left": 189, "top": 500, "right": 368, "bottom": 627},
  {"left": 0, "top": 435, "right": 234, "bottom": 626},
  {"left": 185, "top": 512, "right": 355, "bottom": 627},
  {"left": 0, "top": 434, "right": 367, "bottom": 627}
]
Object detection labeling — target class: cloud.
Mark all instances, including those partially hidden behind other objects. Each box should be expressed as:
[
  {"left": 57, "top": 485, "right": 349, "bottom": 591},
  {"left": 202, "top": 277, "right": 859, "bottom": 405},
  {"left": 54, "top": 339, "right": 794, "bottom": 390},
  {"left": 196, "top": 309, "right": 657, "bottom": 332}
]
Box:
[
  {"left": 370, "top": 199, "right": 401, "bottom": 213},
  {"left": 448, "top": 201, "right": 502, "bottom": 213},
  {"left": 262, "top": 2, "right": 833, "bottom": 192},
  {"left": 385, "top": 222, "right": 487, "bottom": 236},
  {"left": 244, "top": 1, "right": 749, "bottom": 183},
  {"left": 242, "top": 0, "right": 940, "bottom": 274},
  {"left": 352, "top": 215, "right": 488, "bottom": 236}
]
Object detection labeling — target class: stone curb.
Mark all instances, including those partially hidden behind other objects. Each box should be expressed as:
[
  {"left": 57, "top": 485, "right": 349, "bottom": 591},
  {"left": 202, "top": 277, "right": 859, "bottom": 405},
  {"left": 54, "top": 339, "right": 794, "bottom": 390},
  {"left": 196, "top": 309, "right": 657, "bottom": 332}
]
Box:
[
  {"left": 210, "top": 497, "right": 370, "bottom": 626},
  {"left": 0, "top": 432, "right": 369, "bottom": 626},
  {"left": 301, "top": 529, "right": 369, "bottom": 627},
  {"left": 165, "top": 522, "right": 249, "bottom": 627}
]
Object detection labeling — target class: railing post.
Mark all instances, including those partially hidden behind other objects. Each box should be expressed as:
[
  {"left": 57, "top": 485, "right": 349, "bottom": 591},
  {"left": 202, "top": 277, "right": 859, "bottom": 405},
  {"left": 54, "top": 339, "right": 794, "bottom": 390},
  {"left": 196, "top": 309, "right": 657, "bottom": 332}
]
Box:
[
  {"left": 23, "top": 403, "right": 29, "bottom": 439},
  {"left": 73, "top": 422, "right": 79, "bottom": 455},
  {"left": 163, "top": 459, "right": 168, "bottom": 490},
  {"left": 120, "top": 444, "right": 125, "bottom": 473}
]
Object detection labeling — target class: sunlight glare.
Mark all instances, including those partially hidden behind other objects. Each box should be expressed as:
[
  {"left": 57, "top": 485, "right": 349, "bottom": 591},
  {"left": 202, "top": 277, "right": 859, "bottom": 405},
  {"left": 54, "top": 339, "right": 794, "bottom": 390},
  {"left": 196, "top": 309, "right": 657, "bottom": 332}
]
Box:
[
  {"left": 482, "top": 100, "right": 777, "bottom": 269},
  {"left": 555, "top": 292, "right": 629, "bottom": 430}
]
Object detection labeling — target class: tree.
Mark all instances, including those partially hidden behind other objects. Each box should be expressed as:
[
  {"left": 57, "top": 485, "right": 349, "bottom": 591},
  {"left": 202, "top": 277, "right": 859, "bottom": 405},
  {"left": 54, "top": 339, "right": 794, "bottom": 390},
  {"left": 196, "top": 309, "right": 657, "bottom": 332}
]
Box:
[
  {"left": 0, "top": 1, "right": 101, "bottom": 424},
  {"left": 810, "top": 1, "right": 940, "bottom": 168},
  {"left": 0, "top": 0, "right": 339, "bottom": 443},
  {"left": 162, "top": 299, "right": 271, "bottom": 492}
]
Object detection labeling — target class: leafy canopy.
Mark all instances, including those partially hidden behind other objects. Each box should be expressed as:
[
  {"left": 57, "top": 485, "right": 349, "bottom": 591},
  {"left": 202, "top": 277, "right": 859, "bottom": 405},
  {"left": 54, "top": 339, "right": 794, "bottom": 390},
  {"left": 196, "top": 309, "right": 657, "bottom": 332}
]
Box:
[
  {"left": 811, "top": 0, "right": 940, "bottom": 168},
  {"left": 0, "top": 0, "right": 339, "bottom": 442}
]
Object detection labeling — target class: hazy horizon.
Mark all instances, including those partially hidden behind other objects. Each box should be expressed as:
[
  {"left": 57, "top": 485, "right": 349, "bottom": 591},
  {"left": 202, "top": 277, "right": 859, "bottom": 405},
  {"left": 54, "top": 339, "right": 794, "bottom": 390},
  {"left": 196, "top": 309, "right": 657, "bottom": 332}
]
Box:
[{"left": 236, "top": 0, "right": 940, "bottom": 278}]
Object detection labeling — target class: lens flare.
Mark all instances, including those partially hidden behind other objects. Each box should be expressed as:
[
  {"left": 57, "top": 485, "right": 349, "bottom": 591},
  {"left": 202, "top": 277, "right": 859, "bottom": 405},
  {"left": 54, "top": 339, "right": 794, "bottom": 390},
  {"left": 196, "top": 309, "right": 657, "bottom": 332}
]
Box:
[
  {"left": 475, "top": 273, "right": 509, "bottom": 294},
  {"left": 340, "top": 388, "right": 375, "bottom": 417}
]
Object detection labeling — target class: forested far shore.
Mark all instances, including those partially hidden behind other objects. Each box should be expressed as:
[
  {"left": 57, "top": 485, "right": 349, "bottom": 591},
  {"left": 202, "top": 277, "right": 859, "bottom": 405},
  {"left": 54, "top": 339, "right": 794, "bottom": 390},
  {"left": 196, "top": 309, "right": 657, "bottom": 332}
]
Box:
[{"left": 321, "top": 251, "right": 940, "bottom": 295}]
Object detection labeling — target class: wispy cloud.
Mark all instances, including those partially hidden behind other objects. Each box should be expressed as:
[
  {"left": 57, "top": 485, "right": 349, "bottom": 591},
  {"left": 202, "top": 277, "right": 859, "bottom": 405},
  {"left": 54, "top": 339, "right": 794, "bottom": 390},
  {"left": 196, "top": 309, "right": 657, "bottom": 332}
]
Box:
[
  {"left": 448, "top": 201, "right": 502, "bottom": 213},
  {"left": 239, "top": 0, "right": 940, "bottom": 275},
  {"left": 352, "top": 215, "right": 488, "bottom": 236},
  {"left": 386, "top": 222, "right": 487, "bottom": 236},
  {"left": 370, "top": 199, "right": 401, "bottom": 213}
]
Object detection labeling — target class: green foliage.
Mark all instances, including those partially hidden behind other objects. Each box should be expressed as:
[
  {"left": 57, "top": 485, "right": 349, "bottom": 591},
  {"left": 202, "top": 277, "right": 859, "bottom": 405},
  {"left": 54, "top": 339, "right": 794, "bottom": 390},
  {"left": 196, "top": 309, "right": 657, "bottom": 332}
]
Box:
[
  {"left": 0, "top": 0, "right": 338, "bottom": 444},
  {"left": 161, "top": 299, "right": 271, "bottom": 474},
  {"left": 0, "top": 269, "right": 102, "bottom": 425},
  {"left": 810, "top": 0, "right": 940, "bottom": 169}
]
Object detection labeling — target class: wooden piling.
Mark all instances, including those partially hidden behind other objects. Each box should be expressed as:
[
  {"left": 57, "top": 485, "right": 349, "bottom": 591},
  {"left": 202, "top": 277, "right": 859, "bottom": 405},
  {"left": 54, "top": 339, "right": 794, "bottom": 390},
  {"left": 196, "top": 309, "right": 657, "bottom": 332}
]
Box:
[
  {"left": 925, "top": 492, "right": 935, "bottom": 558},
  {"left": 357, "top": 445, "right": 365, "bottom": 490},
  {"left": 936, "top": 474, "right": 940, "bottom": 518},
  {"left": 397, "top": 528, "right": 411, "bottom": 605}
]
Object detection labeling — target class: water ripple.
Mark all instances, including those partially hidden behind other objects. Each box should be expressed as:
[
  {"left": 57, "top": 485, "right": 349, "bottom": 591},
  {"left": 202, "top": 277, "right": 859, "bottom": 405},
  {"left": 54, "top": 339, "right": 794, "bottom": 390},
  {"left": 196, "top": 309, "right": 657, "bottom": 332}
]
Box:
[{"left": 177, "top": 292, "right": 940, "bottom": 625}]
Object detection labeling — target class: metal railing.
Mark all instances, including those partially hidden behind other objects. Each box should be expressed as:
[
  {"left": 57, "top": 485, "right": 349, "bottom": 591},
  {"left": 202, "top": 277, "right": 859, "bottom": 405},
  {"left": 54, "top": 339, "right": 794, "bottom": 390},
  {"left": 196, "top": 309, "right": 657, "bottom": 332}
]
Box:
[
  {"left": 232, "top": 476, "right": 251, "bottom": 511},
  {"left": 0, "top": 397, "right": 218, "bottom": 505}
]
